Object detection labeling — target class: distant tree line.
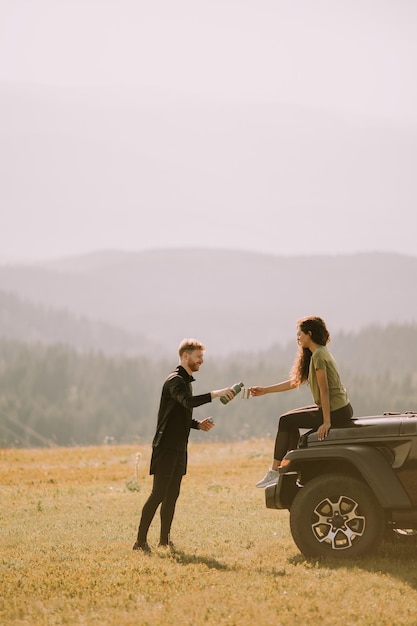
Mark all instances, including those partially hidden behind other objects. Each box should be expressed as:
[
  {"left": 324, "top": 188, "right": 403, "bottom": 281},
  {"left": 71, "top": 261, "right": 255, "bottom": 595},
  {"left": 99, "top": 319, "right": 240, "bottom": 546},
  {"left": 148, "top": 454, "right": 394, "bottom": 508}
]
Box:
[
  {"left": 1, "top": 323, "right": 417, "bottom": 447},
  {"left": 0, "top": 290, "right": 156, "bottom": 356}
]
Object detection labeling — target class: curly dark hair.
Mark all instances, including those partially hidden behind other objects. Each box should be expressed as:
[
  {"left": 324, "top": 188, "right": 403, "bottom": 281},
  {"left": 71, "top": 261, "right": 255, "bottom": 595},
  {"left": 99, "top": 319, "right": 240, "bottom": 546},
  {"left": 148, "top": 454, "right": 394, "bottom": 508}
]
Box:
[{"left": 290, "top": 316, "right": 331, "bottom": 386}]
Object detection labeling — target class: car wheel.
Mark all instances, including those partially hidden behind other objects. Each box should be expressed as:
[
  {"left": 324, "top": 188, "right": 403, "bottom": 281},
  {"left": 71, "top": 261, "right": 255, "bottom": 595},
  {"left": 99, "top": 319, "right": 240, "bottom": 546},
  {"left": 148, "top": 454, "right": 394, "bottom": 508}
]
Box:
[{"left": 290, "top": 474, "right": 385, "bottom": 558}]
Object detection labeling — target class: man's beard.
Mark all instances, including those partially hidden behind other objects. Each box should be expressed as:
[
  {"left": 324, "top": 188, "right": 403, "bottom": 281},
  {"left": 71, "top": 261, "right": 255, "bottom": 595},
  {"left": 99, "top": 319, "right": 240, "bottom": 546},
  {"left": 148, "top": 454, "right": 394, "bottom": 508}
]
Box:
[{"left": 188, "top": 360, "right": 201, "bottom": 372}]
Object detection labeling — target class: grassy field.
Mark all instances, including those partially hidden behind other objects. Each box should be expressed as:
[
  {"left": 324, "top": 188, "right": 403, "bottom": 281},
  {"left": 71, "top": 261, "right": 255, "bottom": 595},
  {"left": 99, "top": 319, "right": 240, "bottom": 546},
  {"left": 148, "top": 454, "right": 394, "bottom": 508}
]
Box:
[{"left": 1, "top": 439, "right": 417, "bottom": 626}]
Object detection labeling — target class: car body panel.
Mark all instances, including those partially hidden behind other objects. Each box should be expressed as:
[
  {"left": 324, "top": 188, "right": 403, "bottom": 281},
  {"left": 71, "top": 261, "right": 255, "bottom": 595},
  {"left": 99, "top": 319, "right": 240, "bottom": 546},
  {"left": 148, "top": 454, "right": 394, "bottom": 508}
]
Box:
[{"left": 266, "top": 413, "right": 417, "bottom": 514}]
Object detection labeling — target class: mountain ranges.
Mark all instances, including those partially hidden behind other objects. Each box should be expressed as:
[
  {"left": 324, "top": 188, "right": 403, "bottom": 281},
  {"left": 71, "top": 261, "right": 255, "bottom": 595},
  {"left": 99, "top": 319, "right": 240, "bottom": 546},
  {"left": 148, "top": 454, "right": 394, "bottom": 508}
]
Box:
[{"left": 0, "top": 249, "right": 416, "bottom": 356}]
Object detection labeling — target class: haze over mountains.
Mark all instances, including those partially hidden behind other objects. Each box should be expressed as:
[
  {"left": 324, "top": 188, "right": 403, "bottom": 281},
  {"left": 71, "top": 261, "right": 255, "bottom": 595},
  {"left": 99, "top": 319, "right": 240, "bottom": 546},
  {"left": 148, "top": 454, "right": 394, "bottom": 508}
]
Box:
[
  {"left": 1, "top": 249, "right": 416, "bottom": 356},
  {"left": 0, "top": 289, "right": 156, "bottom": 355},
  {"left": 2, "top": 83, "right": 417, "bottom": 261}
]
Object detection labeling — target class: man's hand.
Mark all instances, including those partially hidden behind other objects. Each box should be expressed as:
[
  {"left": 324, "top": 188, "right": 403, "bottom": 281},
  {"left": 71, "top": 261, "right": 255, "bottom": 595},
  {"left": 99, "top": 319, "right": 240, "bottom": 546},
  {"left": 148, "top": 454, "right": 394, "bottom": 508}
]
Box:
[
  {"left": 199, "top": 417, "right": 215, "bottom": 431},
  {"left": 211, "top": 387, "right": 236, "bottom": 401}
]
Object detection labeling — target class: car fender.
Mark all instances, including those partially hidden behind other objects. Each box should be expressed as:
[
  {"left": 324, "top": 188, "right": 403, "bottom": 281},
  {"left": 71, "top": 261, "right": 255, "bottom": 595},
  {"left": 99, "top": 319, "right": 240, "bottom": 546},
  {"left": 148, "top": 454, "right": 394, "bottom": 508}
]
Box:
[{"left": 266, "top": 445, "right": 411, "bottom": 510}]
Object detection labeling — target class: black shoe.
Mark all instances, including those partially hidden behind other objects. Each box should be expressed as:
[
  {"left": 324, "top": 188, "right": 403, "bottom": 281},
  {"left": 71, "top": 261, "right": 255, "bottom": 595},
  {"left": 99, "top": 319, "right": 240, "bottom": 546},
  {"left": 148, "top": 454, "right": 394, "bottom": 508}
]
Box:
[
  {"left": 158, "top": 540, "right": 175, "bottom": 551},
  {"left": 132, "top": 541, "right": 151, "bottom": 553}
]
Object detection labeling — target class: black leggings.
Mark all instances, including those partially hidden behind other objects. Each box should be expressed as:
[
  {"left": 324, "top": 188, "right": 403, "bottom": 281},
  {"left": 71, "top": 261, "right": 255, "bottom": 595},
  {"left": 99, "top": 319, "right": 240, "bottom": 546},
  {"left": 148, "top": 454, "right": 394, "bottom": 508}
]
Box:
[
  {"left": 273, "top": 403, "right": 354, "bottom": 461},
  {"left": 136, "top": 460, "right": 184, "bottom": 545}
]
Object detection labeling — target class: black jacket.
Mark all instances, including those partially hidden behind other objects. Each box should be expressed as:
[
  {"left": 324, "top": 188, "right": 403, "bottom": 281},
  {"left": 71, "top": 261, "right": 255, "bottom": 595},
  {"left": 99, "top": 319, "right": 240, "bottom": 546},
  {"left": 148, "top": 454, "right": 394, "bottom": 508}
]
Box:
[{"left": 152, "top": 365, "right": 212, "bottom": 452}]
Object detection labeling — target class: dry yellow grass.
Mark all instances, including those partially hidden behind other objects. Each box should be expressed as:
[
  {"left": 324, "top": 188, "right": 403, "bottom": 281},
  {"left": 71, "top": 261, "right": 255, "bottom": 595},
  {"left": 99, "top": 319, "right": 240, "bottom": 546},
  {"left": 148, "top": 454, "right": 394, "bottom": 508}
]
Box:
[{"left": 1, "top": 439, "right": 417, "bottom": 626}]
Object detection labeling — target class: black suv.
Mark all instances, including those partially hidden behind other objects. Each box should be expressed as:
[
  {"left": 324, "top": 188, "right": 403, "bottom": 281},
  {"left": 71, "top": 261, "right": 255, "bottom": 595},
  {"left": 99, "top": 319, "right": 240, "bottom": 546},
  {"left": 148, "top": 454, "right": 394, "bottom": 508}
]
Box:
[{"left": 265, "top": 412, "right": 417, "bottom": 558}]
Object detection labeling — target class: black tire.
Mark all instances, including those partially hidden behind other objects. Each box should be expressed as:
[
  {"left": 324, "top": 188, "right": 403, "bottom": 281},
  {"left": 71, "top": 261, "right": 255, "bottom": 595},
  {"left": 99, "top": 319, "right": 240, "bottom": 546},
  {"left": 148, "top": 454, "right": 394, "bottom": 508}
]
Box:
[{"left": 290, "top": 474, "right": 385, "bottom": 559}]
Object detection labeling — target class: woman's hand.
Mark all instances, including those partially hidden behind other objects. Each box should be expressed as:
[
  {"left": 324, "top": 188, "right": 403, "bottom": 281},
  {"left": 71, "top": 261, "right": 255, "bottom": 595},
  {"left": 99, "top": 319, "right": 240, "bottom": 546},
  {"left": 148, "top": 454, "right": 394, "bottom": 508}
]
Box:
[
  {"left": 250, "top": 380, "right": 294, "bottom": 396},
  {"left": 317, "top": 422, "right": 330, "bottom": 441}
]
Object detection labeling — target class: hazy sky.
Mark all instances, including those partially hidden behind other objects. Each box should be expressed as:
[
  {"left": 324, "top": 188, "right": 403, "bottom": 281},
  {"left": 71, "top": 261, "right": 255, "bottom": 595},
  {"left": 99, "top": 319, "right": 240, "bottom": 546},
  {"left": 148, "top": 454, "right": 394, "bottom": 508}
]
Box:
[{"left": 1, "top": 0, "right": 416, "bottom": 261}]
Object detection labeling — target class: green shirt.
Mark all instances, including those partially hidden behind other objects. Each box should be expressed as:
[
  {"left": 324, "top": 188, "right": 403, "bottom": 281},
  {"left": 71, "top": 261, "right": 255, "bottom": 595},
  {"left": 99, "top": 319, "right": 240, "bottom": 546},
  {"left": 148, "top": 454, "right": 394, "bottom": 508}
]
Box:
[{"left": 308, "top": 345, "right": 349, "bottom": 411}]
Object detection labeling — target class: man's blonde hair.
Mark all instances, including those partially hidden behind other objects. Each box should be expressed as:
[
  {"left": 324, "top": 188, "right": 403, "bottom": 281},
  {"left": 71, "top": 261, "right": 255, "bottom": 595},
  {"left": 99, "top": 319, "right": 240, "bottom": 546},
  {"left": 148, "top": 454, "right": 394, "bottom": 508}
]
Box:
[{"left": 178, "top": 338, "right": 206, "bottom": 358}]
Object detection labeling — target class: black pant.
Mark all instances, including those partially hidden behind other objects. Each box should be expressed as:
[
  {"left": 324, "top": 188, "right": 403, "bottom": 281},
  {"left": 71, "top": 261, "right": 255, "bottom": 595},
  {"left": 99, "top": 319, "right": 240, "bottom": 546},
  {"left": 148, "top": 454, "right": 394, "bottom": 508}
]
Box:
[
  {"left": 136, "top": 448, "right": 185, "bottom": 545},
  {"left": 273, "top": 403, "right": 354, "bottom": 461}
]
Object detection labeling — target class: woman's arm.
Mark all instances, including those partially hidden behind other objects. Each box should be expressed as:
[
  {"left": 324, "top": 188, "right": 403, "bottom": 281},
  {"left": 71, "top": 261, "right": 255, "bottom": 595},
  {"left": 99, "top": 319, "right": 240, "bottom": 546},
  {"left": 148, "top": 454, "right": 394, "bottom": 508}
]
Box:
[
  {"left": 316, "top": 368, "right": 331, "bottom": 440},
  {"left": 250, "top": 379, "right": 296, "bottom": 396}
]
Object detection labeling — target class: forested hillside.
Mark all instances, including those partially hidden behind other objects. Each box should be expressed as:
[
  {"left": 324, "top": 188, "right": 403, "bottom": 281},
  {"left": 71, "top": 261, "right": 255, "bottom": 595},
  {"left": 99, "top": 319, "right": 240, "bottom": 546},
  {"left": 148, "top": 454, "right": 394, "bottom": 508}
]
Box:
[
  {"left": 1, "top": 323, "right": 417, "bottom": 448},
  {"left": 1, "top": 250, "right": 417, "bottom": 355},
  {"left": 0, "top": 290, "right": 160, "bottom": 355}
]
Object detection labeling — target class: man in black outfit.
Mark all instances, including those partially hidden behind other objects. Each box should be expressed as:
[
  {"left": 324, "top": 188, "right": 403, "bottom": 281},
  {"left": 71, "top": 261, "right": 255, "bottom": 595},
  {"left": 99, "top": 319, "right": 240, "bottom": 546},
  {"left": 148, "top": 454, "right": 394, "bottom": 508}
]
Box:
[{"left": 133, "top": 338, "right": 235, "bottom": 552}]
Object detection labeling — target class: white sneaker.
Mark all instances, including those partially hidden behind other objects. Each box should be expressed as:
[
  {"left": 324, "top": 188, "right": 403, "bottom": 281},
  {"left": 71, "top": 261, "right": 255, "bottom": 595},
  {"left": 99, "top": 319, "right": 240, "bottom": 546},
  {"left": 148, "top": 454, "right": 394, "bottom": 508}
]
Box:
[{"left": 256, "top": 469, "right": 279, "bottom": 488}]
